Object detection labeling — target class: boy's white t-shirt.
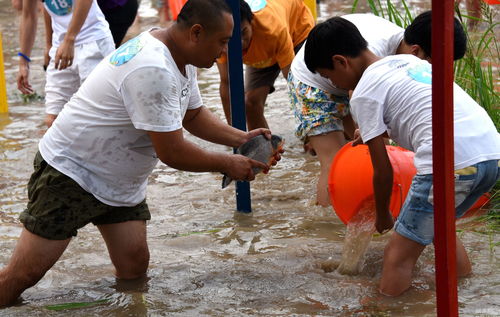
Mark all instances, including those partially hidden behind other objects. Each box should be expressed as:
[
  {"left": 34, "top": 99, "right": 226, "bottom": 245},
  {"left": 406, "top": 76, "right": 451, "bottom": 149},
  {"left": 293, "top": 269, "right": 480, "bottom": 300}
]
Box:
[
  {"left": 44, "top": 0, "right": 112, "bottom": 47},
  {"left": 39, "top": 31, "right": 203, "bottom": 206},
  {"left": 291, "top": 13, "right": 404, "bottom": 94},
  {"left": 350, "top": 54, "right": 500, "bottom": 174}
]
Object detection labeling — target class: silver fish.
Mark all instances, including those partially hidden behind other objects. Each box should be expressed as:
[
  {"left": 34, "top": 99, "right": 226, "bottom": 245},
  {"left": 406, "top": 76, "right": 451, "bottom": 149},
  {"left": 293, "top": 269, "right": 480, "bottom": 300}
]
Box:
[{"left": 222, "top": 134, "right": 284, "bottom": 188}]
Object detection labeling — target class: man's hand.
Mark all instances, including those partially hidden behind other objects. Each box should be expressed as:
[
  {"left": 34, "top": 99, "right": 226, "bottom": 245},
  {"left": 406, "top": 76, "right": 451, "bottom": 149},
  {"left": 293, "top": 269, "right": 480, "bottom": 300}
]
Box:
[
  {"left": 243, "top": 128, "right": 271, "bottom": 143},
  {"left": 54, "top": 39, "right": 74, "bottom": 70},
  {"left": 17, "top": 62, "right": 33, "bottom": 94},
  {"left": 223, "top": 154, "right": 269, "bottom": 182}
]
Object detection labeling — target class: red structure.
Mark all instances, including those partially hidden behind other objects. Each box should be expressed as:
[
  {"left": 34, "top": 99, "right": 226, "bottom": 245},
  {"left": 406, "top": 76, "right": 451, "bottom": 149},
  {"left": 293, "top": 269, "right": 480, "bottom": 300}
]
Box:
[{"left": 432, "top": 1, "right": 458, "bottom": 316}]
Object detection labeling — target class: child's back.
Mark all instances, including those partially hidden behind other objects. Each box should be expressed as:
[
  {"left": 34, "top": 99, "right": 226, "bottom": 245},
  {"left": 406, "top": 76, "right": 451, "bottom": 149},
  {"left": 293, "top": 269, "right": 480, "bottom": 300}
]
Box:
[{"left": 350, "top": 54, "right": 500, "bottom": 174}]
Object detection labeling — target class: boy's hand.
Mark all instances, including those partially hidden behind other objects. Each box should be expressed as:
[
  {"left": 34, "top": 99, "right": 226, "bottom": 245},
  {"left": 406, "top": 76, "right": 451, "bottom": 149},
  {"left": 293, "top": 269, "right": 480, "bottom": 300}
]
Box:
[
  {"left": 17, "top": 62, "right": 33, "bottom": 95},
  {"left": 352, "top": 129, "right": 363, "bottom": 146},
  {"left": 54, "top": 39, "right": 75, "bottom": 70},
  {"left": 375, "top": 211, "right": 394, "bottom": 234},
  {"left": 43, "top": 47, "right": 51, "bottom": 71}
]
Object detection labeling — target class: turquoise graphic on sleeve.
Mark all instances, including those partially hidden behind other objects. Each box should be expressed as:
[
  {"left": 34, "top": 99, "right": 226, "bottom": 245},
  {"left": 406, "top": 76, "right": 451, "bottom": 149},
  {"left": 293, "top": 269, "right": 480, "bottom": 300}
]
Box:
[
  {"left": 109, "top": 36, "right": 146, "bottom": 66},
  {"left": 407, "top": 62, "right": 432, "bottom": 85},
  {"left": 245, "top": 0, "right": 267, "bottom": 12},
  {"left": 45, "top": 0, "right": 73, "bottom": 16}
]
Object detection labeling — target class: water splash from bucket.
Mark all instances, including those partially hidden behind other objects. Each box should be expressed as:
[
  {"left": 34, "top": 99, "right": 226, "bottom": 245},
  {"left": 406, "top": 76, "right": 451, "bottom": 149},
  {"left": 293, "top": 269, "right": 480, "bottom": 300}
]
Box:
[{"left": 337, "top": 200, "right": 376, "bottom": 275}]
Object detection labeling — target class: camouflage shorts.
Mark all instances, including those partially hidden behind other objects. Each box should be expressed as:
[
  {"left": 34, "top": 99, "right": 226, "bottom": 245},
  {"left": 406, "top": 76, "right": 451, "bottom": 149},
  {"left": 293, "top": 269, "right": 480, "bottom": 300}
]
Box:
[{"left": 19, "top": 151, "right": 151, "bottom": 240}]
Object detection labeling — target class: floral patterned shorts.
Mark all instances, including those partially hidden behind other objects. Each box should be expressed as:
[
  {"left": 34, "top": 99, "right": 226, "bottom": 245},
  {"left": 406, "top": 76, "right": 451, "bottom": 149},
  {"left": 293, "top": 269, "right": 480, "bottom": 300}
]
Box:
[{"left": 287, "top": 71, "right": 350, "bottom": 141}]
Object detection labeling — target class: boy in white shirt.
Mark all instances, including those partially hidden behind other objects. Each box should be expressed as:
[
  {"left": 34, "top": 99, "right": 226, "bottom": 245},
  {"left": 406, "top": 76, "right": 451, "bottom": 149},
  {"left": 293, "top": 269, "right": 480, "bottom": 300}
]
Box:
[
  {"left": 288, "top": 11, "right": 467, "bottom": 206},
  {"left": 17, "top": 0, "right": 115, "bottom": 127},
  {"left": 304, "top": 16, "right": 500, "bottom": 296}
]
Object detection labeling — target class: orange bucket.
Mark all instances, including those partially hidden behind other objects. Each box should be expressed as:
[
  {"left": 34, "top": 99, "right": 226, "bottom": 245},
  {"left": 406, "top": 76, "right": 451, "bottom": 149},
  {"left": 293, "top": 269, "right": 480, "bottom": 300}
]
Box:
[
  {"left": 328, "top": 143, "right": 416, "bottom": 224},
  {"left": 328, "top": 143, "right": 490, "bottom": 224}
]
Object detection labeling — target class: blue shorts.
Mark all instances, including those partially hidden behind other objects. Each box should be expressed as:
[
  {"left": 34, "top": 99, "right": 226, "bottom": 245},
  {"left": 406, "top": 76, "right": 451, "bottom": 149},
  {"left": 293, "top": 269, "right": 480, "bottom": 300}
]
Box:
[{"left": 395, "top": 160, "right": 500, "bottom": 245}]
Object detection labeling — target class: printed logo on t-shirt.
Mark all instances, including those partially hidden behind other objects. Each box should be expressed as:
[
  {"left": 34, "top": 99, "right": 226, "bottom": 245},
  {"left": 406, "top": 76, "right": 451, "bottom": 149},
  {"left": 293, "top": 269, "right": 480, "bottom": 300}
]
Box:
[
  {"left": 407, "top": 62, "right": 432, "bottom": 85},
  {"left": 45, "top": 0, "right": 73, "bottom": 16},
  {"left": 245, "top": 0, "right": 267, "bottom": 12},
  {"left": 110, "top": 35, "right": 146, "bottom": 66},
  {"left": 181, "top": 88, "right": 188, "bottom": 97}
]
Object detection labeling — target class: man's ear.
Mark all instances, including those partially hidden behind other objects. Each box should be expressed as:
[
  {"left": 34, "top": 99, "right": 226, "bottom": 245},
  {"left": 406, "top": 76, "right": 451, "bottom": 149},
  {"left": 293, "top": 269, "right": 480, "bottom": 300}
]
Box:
[{"left": 189, "top": 24, "right": 203, "bottom": 42}]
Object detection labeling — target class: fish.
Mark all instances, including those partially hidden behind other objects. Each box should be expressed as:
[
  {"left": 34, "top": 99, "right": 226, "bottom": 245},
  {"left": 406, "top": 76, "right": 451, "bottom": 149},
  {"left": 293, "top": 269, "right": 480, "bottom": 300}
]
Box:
[{"left": 222, "top": 134, "right": 284, "bottom": 188}]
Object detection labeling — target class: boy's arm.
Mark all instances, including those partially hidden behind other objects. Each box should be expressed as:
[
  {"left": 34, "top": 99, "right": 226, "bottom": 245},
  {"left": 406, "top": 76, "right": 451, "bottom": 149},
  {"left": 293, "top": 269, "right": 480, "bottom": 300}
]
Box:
[
  {"left": 43, "top": 7, "right": 52, "bottom": 71},
  {"left": 342, "top": 114, "right": 356, "bottom": 140},
  {"left": 216, "top": 61, "right": 232, "bottom": 125},
  {"left": 54, "top": 0, "right": 93, "bottom": 70},
  {"left": 280, "top": 64, "right": 290, "bottom": 79},
  {"left": 17, "top": 0, "right": 40, "bottom": 94},
  {"left": 366, "top": 134, "right": 395, "bottom": 234}
]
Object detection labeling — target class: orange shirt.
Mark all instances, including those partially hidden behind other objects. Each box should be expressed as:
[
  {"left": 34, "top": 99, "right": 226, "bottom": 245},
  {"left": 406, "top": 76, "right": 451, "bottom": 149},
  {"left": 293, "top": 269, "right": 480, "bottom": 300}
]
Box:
[{"left": 220, "top": 0, "right": 314, "bottom": 69}]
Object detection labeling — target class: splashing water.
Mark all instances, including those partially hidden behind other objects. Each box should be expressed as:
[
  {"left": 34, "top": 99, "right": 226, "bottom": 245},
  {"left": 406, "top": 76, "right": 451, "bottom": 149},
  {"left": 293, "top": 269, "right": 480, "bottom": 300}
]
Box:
[{"left": 337, "top": 200, "right": 376, "bottom": 275}]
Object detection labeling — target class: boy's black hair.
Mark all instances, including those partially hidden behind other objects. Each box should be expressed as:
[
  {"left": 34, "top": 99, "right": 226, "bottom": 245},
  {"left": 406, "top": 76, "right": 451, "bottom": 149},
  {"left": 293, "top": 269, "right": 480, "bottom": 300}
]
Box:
[
  {"left": 404, "top": 11, "right": 467, "bottom": 60},
  {"left": 305, "top": 17, "right": 368, "bottom": 73},
  {"left": 177, "top": 0, "right": 233, "bottom": 32},
  {"left": 239, "top": 0, "right": 254, "bottom": 24}
]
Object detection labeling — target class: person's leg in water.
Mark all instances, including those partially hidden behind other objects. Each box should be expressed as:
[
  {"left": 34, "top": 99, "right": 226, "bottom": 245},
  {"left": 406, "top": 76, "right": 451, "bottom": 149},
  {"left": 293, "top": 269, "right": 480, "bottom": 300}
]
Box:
[
  {"left": 379, "top": 232, "right": 425, "bottom": 296},
  {"left": 309, "top": 131, "right": 346, "bottom": 206},
  {"left": 0, "top": 229, "right": 71, "bottom": 306},
  {"left": 245, "top": 85, "right": 271, "bottom": 130},
  {"left": 97, "top": 221, "right": 150, "bottom": 279},
  {"left": 379, "top": 232, "right": 472, "bottom": 296}
]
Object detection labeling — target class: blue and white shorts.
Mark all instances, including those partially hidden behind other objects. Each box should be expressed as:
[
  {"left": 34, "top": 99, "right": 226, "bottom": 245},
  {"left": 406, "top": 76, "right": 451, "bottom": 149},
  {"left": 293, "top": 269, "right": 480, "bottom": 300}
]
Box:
[
  {"left": 287, "top": 71, "right": 350, "bottom": 141},
  {"left": 395, "top": 159, "right": 500, "bottom": 245}
]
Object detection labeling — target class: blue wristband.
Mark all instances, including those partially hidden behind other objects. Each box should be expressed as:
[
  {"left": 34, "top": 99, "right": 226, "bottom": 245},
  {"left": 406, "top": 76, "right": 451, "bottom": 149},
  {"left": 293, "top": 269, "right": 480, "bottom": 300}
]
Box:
[{"left": 18, "top": 52, "right": 31, "bottom": 63}]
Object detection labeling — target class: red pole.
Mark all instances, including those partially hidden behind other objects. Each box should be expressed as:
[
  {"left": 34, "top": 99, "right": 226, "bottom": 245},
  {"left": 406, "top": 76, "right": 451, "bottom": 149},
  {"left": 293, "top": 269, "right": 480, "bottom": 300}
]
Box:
[{"left": 431, "top": 1, "right": 458, "bottom": 316}]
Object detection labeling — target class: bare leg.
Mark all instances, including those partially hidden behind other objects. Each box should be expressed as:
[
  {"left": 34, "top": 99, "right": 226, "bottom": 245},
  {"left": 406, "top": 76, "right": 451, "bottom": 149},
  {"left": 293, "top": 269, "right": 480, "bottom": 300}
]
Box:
[
  {"left": 308, "top": 131, "right": 346, "bottom": 207},
  {"left": 456, "top": 236, "right": 472, "bottom": 277},
  {"left": 97, "top": 220, "right": 149, "bottom": 280},
  {"left": 0, "top": 229, "right": 70, "bottom": 307},
  {"left": 379, "top": 232, "right": 425, "bottom": 296},
  {"left": 245, "top": 86, "right": 270, "bottom": 130}
]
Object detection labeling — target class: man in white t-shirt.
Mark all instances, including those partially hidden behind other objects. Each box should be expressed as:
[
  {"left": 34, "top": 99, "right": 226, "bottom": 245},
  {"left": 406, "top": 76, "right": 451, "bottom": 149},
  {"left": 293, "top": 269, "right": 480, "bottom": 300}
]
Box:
[
  {"left": 17, "top": 0, "right": 115, "bottom": 127},
  {"left": 0, "top": 0, "right": 279, "bottom": 306},
  {"left": 287, "top": 11, "right": 467, "bottom": 207},
  {"left": 304, "top": 17, "right": 500, "bottom": 296}
]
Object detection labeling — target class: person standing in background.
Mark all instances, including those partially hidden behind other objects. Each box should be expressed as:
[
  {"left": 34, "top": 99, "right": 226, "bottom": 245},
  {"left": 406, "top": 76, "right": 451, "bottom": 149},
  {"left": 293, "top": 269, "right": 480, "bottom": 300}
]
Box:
[
  {"left": 17, "top": 0, "right": 115, "bottom": 127},
  {"left": 216, "top": 0, "right": 315, "bottom": 131}
]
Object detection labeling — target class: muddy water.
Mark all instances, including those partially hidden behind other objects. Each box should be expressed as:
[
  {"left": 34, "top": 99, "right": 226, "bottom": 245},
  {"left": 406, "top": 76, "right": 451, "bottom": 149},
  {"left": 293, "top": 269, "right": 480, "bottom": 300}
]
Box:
[{"left": 0, "top": 1, "right": 499, "bottom": 316}]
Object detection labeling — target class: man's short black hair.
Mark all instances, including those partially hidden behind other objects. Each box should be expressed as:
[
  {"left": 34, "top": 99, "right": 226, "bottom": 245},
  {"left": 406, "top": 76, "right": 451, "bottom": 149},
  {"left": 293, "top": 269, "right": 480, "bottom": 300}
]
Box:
[
  {"left": 177, "top": 0, "right": 233, "bottom": 32},
  {"left": 240, "top": 0, "right": 254, "bottom": 24},
  {"left": 404, "top": 11, "right": 467, "bottom": 60},
  {"left": 305, "top": 17, "right": 368, "bottom": 73}
]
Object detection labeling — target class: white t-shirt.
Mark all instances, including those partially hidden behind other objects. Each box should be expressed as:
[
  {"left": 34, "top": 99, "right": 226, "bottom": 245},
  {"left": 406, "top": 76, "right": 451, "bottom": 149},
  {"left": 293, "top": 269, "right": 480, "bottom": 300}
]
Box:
[
  {"left": 44, "top": 0, "right": 112, "bottom": 47},
  {"left": 350, "top": 54, "right": 500, "bottom": 174},
  {"left": 291, "top": 13, "right": 404, "bottom": 94},
  {"left": 39, "top": 31, "right": 203, "bottom": 206}
]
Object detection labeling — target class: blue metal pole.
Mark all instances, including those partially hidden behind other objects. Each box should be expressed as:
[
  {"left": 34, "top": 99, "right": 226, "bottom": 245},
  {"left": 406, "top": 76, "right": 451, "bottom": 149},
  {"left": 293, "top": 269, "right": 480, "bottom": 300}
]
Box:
[{"left": 225, "top": 0, "right": 251, "bottom": 213}]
